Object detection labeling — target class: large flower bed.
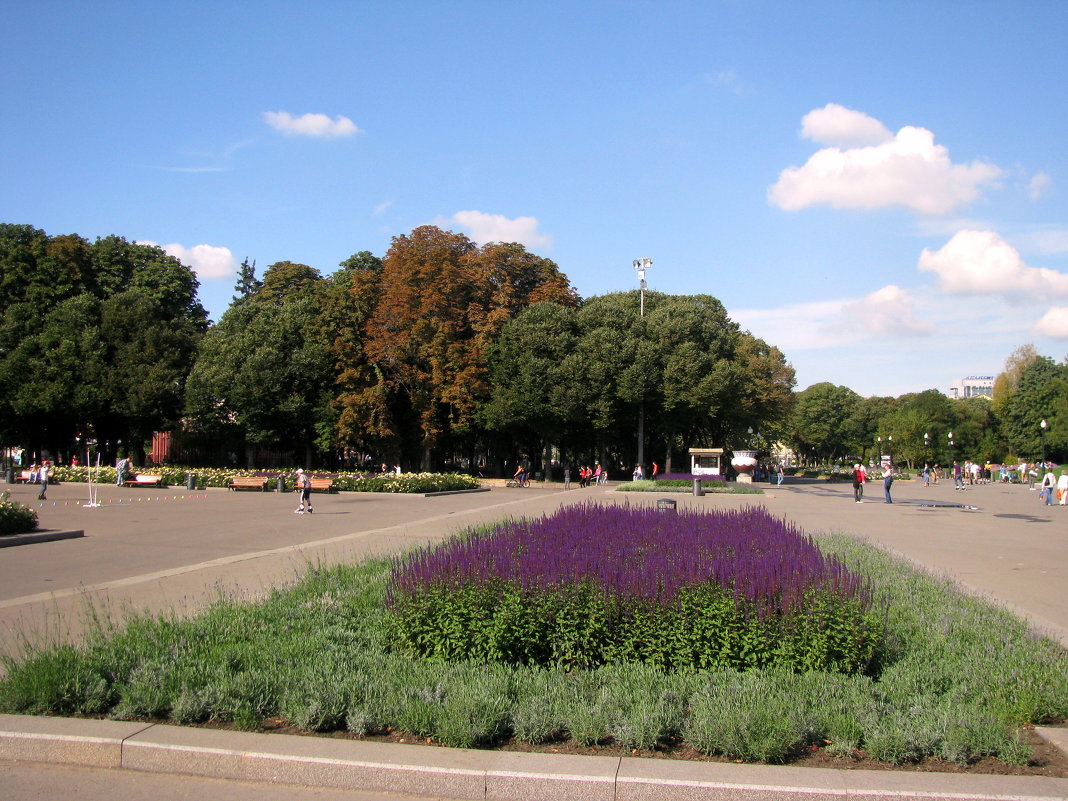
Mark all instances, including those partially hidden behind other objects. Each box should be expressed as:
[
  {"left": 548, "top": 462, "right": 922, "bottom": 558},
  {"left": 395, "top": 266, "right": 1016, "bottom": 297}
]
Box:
[
  {"left": 387, "top": 504, "right": 883, "bottom": 673},
  {"left": 46, "top": 466, "right": 478, "bottom": 493}
]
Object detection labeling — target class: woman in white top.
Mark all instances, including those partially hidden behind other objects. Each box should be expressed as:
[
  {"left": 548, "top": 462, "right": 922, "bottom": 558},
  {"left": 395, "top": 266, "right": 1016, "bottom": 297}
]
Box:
[
  {"left": 1057, "top": 471, "right": 1068, "bottom": 506},
  {"left": 1040, "top": 468, "right": 1056, "bottom": 505}
]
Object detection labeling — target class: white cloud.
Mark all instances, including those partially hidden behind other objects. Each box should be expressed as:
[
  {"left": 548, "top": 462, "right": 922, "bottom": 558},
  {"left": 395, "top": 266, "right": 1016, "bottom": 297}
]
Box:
[
  {"left": 769, "top": 108, "right": 1001, "bottom": 214},
  {"left": 1029, "top": 171, "right": 1052, "bottom": 201},
  {"left": 917, "top": 230, "right": 1068, "bottom": 300},
  {"left": 263, "top": 110, "right": 361, "bottom": 138},
  {"left": 731, "top": 285, "right": 933, "bottom": 350},
  {"left": 444, "top": 210, "right": 552, "bottom": 249},
  {"left": 373, "top": 200, "right": 393, "bottom": 215},
  {"left": 832, "top": 285, "right": 935, "bottom": 337},
  {"left": 141, "top": 241, "right": 238, "bottom": 280},
  {"left": 800, "top": 103, "right": 893, "bottom": 147},
  {"left": 1033, "top": 307, "right": 1068, "bottom": 339},
  {"left": 704, "top": 69, "right": 744, "bottom": 95}
]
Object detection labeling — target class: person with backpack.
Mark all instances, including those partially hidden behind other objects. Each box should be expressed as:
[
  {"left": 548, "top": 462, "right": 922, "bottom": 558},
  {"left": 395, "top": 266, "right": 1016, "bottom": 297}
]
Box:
[
  {"left": 1039, "top": 466, "right": 1056, "bottom": 506},
  {"left": 294, "top": 468, "right": 313, "bottom": 514}
]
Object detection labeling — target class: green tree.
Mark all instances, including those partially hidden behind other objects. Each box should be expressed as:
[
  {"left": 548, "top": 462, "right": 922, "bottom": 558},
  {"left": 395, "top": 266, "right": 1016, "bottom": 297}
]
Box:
[
  {"left": 98, "top": 290, "right": 203, "bottom": 463},
  {"left": 880, "top": 390, "right": 955, "bottom": 467},
  {"left": 998, "top": 356, "right": 1068, "bottom": 461},
  {"left": 481, "top": 302, "right": 582, "bottom": 477},
  {"left": 231, "top": 258, "right": 261, "bottom": 305},
  {"left": 184, "top": 291, "right": 333, "bottom": 466},
  {"left": 0, "top": 294, "right": 108, "bottom": 455},
  {"left": 789, "top": 383, "right": 862, "bottom": 464},
  {"left": 0, "top": 228, "right": 207, "bottom": 461}
]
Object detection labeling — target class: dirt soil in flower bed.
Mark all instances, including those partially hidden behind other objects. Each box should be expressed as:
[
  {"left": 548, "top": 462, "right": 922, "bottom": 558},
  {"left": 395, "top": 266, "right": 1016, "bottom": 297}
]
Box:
[{"left": 203, "top": 719, "right": 1068, "bottom": 778}]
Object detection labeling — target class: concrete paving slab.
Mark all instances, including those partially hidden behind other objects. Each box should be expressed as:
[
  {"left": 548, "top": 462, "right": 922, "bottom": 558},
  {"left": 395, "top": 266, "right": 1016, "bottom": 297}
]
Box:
[
  {"left": 122, "top": 723, "right": 486, "bottom": 799},
  {"left": 482, "top": 750, "right": 617, "bottom": 800},
  {"left": 836, "top": 766, "right": 1068, "bottom": 800},
  {"left": 0, "top": 759, "right": 460, "bottom": 801},
  {"left": 0, "top": 714, "right": 152, "bottom": 768},
  {"left": 617, "top": 758, "right": 850, "bottom": 800},
  {"left": 1037, "top": 727, "right": 1068, "bottom": 759}
]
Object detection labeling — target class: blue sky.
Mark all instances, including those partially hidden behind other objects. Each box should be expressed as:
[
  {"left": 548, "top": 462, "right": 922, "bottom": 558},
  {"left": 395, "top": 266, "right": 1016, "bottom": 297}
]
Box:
[{"left": 3, "top": 0, "right": 1067, "bottom": 397}]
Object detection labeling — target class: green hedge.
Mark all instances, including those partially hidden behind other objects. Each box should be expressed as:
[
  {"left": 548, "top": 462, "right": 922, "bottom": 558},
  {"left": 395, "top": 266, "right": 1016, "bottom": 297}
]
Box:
[
  {"left": 46, "top": 467, "right": 479, "bottom": 494},
  {"left": 389, "top": 580, "right": 882, "bottom": 674}
]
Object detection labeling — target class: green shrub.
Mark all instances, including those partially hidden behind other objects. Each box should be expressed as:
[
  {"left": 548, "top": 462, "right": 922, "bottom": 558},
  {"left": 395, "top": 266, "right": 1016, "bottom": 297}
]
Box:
[{"left": 0, "top": 491, "right": 38, "bottom": 535}]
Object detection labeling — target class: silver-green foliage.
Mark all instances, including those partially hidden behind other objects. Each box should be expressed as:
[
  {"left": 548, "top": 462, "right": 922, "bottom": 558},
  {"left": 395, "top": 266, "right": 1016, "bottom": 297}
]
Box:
[{"left": 0, "top": 535, "right": 1065, "bottom": 766}]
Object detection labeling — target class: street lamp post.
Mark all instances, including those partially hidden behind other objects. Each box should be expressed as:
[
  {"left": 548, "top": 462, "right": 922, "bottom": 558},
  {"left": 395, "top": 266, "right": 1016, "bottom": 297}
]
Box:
[
  {"left": 923, "top": 432, "right": 929, "bottom": 466},
  {"left": 1040, "top": 419, "right": 1048, "bottom": 467},
  {"left": 888, "top": 435, "right": 893, "bottom": 471},
  {"left": 948, "top": 431, "right": 954, "bottom": 464},
  {"left": 633, "top": 258, "right": 652, "bottom": 471}
]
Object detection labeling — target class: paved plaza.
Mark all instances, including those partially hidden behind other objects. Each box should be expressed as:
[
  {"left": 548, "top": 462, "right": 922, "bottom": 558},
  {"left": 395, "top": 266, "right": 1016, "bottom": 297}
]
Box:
[{"left": 0, "top": 475, "right": 1065, "bottom": 799}]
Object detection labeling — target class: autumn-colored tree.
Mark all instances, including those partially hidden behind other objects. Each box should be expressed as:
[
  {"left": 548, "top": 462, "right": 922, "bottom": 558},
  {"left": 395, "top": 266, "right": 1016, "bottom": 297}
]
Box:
[{"left": 343, "top": 226, "right": 577, "bottom": 468}]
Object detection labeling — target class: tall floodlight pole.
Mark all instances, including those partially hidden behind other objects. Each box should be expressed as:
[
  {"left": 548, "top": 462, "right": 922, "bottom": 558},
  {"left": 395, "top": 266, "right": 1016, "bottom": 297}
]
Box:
[
  {"left": 633, "top": 258, "right": 652, "bottom": 471},
  {"left": 633, "top": 258, "right": 651, "bottom": 316},
  {"left": 1040, "top": 419, "right": 1048, "bottom": 466}
]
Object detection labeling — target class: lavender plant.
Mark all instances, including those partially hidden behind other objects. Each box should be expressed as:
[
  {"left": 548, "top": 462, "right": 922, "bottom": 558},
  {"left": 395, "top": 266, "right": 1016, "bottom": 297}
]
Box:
[{"left": 387, "top": 504, "right": 883, "bottom": 673}]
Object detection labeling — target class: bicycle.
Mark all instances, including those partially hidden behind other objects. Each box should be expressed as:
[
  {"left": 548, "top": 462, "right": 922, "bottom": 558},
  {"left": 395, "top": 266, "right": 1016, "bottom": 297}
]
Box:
[{"left": 505, "top": 476, "right": 530, "bottom": 488}]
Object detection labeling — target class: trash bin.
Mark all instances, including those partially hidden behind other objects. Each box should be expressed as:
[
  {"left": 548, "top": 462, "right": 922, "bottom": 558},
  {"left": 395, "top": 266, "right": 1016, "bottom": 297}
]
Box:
[
  {"left": 5, "top": 467, "right": 13, "bottom": 484},
  {"left": 276, "top": 475, "right": 286, "bottom": 493},
  {"left": 657, "top": 498, "right": 677, "bottom": 513},
  {"left": 692, "top": 478, "right": 704, "bottom": 496},
  {"left": 186, "top": 472, "right": 196, "bottom": 490}
]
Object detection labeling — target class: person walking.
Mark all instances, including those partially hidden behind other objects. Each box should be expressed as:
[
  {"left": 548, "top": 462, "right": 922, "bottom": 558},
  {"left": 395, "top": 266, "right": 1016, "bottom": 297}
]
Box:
[
  {"left": 1058, "top": 471, "right": 1068, "bottom": 506},
  {"left": 922, "top": 463, "right": 930, "bottom": 487},
  {"left": 882, "top": 463, "right": 894, "bottom": 504},
  {"left": 36, "top": 461, "right": 49, "bottom": 500},
  {"left": 1039, "top": 466, "right": 1056, "bottom": 505},
  {"left": 953, "top": 461, "right": 964, "bottom": 490},
  {"left": 852, "top": 463, "right": 865, "bottom": 503},
  {"left": 294, "top": 468, "right": 313, "bottom": 514},
  {"left": 776, "top": 463, "right": 785, "bottom": 486},
  {"left": 115, "top": 456, "right": 128, "bottom": 486}
]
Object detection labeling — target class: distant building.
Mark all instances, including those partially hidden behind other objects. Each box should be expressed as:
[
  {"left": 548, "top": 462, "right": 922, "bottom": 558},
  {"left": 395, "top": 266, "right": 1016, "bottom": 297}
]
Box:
[{"left": 947, "top": 376, "right": 994, "bottom": 399}]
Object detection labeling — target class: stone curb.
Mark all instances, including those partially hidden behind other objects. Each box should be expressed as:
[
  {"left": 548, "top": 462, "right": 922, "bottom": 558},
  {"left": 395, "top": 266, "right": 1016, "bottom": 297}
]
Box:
[
  {"left": 2, "top": 715, "right": 1067, "bottom": 800},
  {"left": 424, "top": 488, "right": 493, "bottom": 497},
  {"left": 0, "top": 529, "right": 84, "bottom": 548}
]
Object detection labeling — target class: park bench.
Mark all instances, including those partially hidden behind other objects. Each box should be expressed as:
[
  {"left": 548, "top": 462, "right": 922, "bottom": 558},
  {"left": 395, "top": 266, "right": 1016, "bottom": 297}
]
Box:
[
  {"left": 227, "top": 476, "right": 269, "bottom": 492},
  {"left": 15, "top": 471, "right": 34, "bottom": 483},
  {"left": 124, "top": 474, "right": 164, "bottom": 488},
  {"left": 307, "top": 478, "right": 335, "bottom": 493}
]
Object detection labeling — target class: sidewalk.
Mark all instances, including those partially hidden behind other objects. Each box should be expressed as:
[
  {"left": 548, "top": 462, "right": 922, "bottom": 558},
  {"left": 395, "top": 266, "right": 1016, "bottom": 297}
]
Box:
[{"left": 0, "top": 477, "right": 1066, "bottom": 800}]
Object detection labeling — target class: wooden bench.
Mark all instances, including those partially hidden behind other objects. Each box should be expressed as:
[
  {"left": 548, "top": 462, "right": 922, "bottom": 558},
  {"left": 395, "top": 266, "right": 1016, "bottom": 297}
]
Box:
[
  {"left": 307, "top": 478, "right": 334, "bottom": 493},
  {"left": 227, "top": 476, "right": 269, "bottom": 492},
  {"left": 124, "top": 474, "right": 164, "bottom": 487},
  {"left": 15, "top": 470, "right": 34, "bottom": 483}
]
